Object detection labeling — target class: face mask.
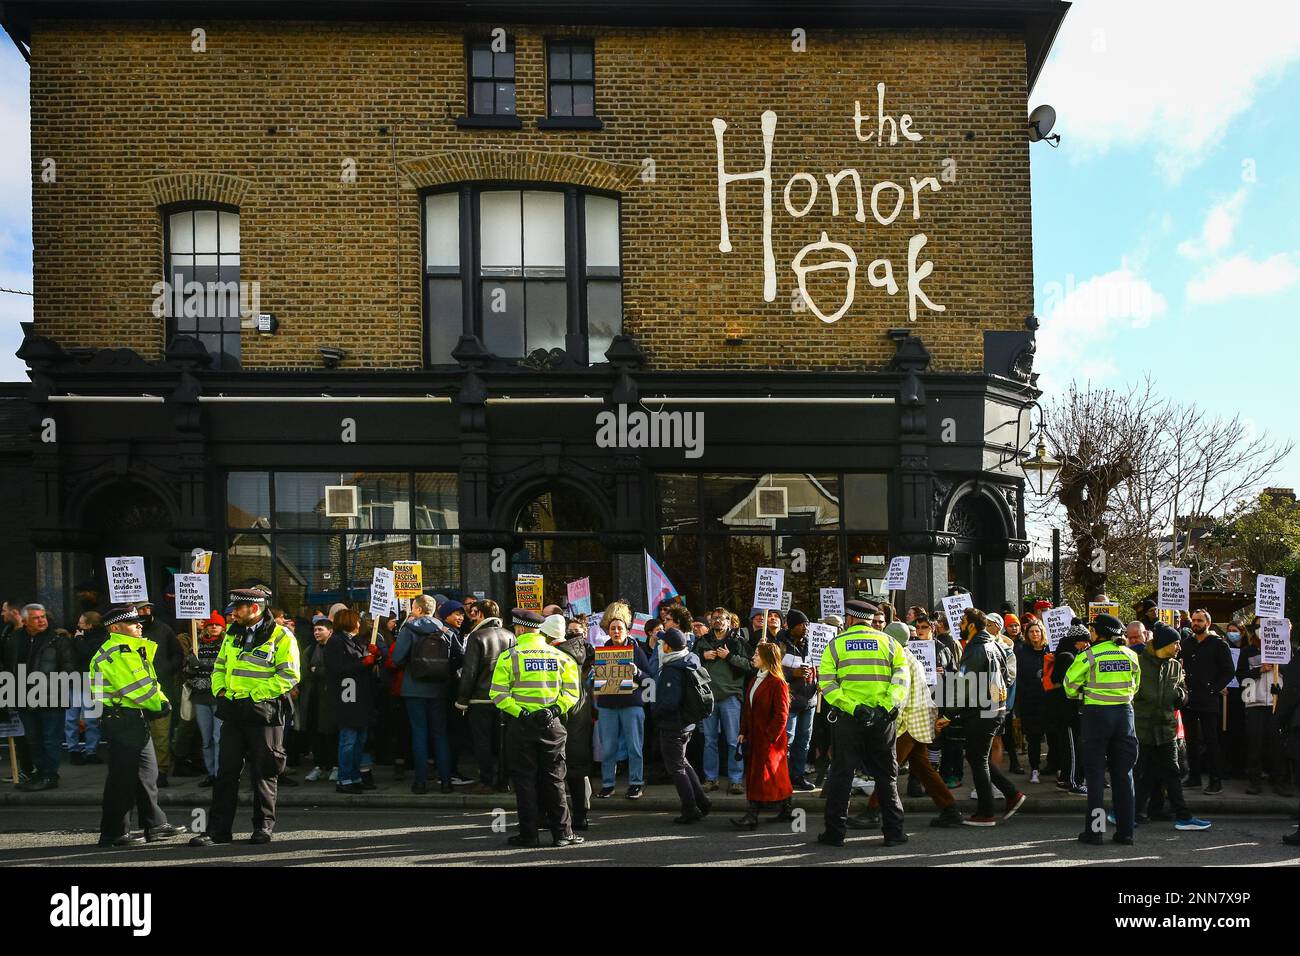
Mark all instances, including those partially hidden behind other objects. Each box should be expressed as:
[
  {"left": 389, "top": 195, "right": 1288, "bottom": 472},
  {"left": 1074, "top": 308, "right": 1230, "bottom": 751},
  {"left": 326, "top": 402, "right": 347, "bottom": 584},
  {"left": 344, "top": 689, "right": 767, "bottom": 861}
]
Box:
[{"left": 1227, "top": 632, "right": 1241, "bottom": 645}]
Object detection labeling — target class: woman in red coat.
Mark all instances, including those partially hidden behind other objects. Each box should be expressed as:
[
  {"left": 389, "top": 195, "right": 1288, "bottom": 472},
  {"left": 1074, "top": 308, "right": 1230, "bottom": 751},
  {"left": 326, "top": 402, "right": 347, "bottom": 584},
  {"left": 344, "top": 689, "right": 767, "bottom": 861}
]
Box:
[{"left": 732, "top": 642, "right": 794, "bottom": 828}]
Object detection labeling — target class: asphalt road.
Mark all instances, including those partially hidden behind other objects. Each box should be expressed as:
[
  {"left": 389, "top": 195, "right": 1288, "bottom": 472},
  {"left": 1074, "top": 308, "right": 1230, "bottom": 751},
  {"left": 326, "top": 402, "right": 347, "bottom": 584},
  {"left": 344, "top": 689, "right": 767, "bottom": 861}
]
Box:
[{"left": 2, "top": 808, "right": 1298, "bottom": 867}]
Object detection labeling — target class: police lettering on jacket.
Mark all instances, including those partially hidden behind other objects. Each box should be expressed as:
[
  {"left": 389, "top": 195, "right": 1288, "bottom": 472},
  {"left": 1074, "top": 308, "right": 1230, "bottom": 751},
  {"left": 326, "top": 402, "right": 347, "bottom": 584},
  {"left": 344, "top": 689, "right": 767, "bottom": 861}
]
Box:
[
  {"left": 844, "top": 638, "right": 879, "bottom": 652},
  {"left": 524, "top": 658, "right": 559, "bottom": 672}
]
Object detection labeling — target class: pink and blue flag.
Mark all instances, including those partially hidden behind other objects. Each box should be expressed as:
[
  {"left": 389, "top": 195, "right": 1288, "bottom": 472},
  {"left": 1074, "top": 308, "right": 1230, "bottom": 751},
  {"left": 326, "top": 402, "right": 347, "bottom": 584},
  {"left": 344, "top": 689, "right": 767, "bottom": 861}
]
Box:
[{"left": 644, "top": 550, "right": 679, "bottom": 615}]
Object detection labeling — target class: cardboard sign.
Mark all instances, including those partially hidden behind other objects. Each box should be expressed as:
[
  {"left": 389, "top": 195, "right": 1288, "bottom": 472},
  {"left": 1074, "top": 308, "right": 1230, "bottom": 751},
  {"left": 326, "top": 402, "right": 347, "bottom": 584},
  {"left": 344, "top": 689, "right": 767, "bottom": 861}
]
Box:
[
  {"left": 368, "top": 567, "right": 396, "bottom": 619},
  {"left": 173, "top": 573, "right": 210, "bottom": 621},
  {"left": 884, "top": 556, "right": 911, "bottom": 592},
  {"left": 566, "top": 577, "right": 593, "bottom": 617},
  {"left": 105, "top": 556, "right": 148, "bottom": 604},
  {"left": 753, "top": 567, "right": 785, "bottom": 611},
  {"left": 1257, "top": 574, "right": 1287, "bottom": 620},
  {"left": 1043, "top": 605, "right": 1075, "bottom": 648},
  {"left": 392, "top": 560, "right": 423, "bottom": 599},
  {"left": 908, "top": 639, "right": 937, "bottom": 686},
  {"left": 781, "top": 590, "right": 792, "bottom": 614},
  {"left": 807, "top": 622, "right": 837, "bottom": 668},
  {"left": 1261, "top": 618, "right": 1292, "bottom": 666},
  {"left": 515, "top": 574, "right": 543, "bottom": 611},
  {"left": 820, "top": 587, "right": 844, "bottom": 620},
  {"left": 1088, "top": 602, "right": 1120, "bottom": 622},
  {"left": 593, "top": 644, "right": 637, "bottom": 695},
  {"left": 1158, "top": 566, "right": 1191, "bottom": 613},
  {"left": 941, "top": 593, "right": 974, "bottom": 635},
  {"left": 191, "top": 549, "right": 213, "bottom": 574}
]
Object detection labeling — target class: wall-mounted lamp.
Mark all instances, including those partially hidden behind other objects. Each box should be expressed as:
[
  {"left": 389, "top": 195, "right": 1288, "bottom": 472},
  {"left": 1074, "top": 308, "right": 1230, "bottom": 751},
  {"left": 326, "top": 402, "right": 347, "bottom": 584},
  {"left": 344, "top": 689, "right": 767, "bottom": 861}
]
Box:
[{"left": 320, "top": 346, "right": 346, "bottom": 369}]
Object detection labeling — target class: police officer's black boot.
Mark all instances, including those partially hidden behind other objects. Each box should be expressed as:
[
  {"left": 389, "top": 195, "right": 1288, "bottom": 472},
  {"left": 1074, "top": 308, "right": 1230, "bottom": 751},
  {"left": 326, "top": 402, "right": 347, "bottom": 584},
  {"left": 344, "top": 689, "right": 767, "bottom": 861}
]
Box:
[{"left": 730, "top": 802, "right": 761, "bottom": 829}]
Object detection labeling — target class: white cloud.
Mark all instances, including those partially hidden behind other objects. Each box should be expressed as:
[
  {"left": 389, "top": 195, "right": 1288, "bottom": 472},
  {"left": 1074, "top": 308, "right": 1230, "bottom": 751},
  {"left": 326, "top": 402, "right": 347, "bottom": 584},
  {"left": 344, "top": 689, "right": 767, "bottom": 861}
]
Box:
[
  {"left": 1033, "top": 0, "right": 1300, "bottom": 180},
  {"left": 1035, "top": 268, "right": 1168, "bottom": 386},
  {"left": 1185, "top": 252, "right": 1300, "bottom": 304},
  {"left": 1177, "top": 189, "right": 1247, "bottom": 259}
]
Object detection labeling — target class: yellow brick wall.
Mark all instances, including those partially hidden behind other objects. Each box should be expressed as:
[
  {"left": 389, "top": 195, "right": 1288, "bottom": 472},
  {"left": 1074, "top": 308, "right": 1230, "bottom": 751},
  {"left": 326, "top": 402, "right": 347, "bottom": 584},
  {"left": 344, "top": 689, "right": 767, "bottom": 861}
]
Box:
[{"left": 28, "top": 20, "right": 1035, "bottom": 371}]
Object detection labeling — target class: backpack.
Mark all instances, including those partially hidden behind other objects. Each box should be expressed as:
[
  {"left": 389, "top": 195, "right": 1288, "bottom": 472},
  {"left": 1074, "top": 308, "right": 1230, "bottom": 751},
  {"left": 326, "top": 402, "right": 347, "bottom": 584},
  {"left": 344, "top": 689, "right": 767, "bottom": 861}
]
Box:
[
  {"left": 678, "top": 663, "right": 715, "bottom": 726},
  {"left": 408, "top": 625, "right": 451, "bottom": 681},
  {"left": 1041, "top": 652, "right": 1057, "bottom": 692}
]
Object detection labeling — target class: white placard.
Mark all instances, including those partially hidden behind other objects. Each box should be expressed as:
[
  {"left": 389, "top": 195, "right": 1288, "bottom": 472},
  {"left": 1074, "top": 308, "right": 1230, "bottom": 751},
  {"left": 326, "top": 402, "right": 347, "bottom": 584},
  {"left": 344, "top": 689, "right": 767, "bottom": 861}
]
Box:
[
  {"left": 1042, "top": 606, "right": 1075, "bottom": 648},
  {"left": 819, "top": 587, "right": 844, "bottom": 619},
  {"left": 1158, "top": 565, "right": 1191, "bottom": 613},
  {"left": 173, "top": 573, "right": 210, "bottom": 620},
  {"left": 884, "top": 556, "right": 911, "bottom": 592},
  {"left": 941, "top": 593, "right": 974, "bottom": 635},
  {"left": 368, "top": 567, "right": 396, "bottom": 619},
  {"left": 1257, "top": 575, "right": 1287, "bottom": 620},
  {"left": 105, "top": 556, "right": 148, "bottom": 604},
  {"left": 1261, "top": 618, "right": 1292, "bottom": 665},
  {"left": 753, "top": 567, "right": 785, "bottom": 611},
  {"left": 780, "top": 590, "right": 792, "bottom": 614},
  {"left": 807, "top": 622, "right": 836, "bottom": 668},
  {"left": 908, "top": 639, "right": 937, "bottom": 685}
]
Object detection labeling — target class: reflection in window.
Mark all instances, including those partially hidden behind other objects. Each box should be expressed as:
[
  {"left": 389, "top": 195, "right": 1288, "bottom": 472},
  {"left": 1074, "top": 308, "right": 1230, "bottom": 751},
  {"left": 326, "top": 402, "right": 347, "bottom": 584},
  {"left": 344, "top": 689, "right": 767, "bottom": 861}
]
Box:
[
  {"left": 515, "top": 484, "right": 602, "bottom": 534},
  {"left": 166, "top": 206, "right": 241, "bottom": 370},
  {"left": 227, "top": 472, "right": 270, "bottom": 528}
]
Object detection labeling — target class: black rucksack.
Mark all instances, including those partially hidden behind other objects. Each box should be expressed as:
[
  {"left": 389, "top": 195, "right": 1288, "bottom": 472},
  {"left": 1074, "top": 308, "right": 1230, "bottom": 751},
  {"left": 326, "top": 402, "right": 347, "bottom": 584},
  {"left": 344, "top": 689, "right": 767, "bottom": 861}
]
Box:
[
  {"left": 408, "top": 626, "right": 451, "bottom": 681},
  {"left": 678, "top": 663, "right": 715, "bottom": 725}
]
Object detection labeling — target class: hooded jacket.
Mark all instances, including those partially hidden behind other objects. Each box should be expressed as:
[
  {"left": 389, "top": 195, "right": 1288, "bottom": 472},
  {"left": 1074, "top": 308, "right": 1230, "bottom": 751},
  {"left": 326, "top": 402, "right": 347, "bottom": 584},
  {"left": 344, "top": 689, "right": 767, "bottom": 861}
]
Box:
[
  {"left": 391, "top": 614, "right": 464, "bottom": 699},
  {"left": 457, "top": 616, "right": 516, "bottom": 706},
  {"left": 652, "top": 648, "right": 704, "bottom": 732},
  {"left": 1133, "top": 649, "right": 1188, "bottom": 744}
]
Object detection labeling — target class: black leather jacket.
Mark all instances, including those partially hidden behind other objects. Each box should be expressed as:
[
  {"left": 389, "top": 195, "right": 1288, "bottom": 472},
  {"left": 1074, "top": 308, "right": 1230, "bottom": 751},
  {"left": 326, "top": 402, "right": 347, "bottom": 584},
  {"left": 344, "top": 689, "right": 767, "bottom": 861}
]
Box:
[{"left": 456, "top": 617, "right": 516, "bottom": 705}]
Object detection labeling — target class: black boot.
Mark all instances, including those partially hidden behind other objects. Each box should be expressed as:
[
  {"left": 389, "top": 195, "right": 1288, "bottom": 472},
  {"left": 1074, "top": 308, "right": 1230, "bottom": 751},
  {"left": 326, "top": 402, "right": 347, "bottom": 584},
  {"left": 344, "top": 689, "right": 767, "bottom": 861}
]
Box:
[
  {"left": 766, "top": 798, "right": 795, "bottom": 823},
  {"left": 730, "top": 802, "right": 761, "bottom": 829}
]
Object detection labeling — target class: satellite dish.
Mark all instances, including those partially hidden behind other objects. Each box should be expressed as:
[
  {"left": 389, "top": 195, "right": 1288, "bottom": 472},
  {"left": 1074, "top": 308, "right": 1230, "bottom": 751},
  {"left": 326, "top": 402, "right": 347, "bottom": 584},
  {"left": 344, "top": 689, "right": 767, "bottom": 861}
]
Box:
[{"left": 1028, "top": 104, "right": 1058, "bottom": 143}]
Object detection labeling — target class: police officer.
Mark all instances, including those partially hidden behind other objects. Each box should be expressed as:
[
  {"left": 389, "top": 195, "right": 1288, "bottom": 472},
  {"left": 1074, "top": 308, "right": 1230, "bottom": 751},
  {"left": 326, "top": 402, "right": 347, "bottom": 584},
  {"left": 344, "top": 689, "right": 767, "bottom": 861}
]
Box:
[
  {"left": 490, "top": 610, "right": 582, "bottom": 848},
  {"left": 1064, "top": 612, "right": 1140, "bottom": 846},
  {"left": 89, "top": 604, "right": 186, "bottom": 848},
  {"left": 190, "top": 588, "right": 300, "bottom": 847},
  {"left": 816, "top": 599, "right": 912, "bottom": 848}
]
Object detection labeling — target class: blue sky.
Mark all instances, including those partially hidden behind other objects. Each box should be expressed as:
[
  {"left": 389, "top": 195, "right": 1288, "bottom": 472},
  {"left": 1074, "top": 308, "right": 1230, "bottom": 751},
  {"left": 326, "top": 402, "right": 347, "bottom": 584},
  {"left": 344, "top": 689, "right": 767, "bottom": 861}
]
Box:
[{"left": 1, "top": 2, "right": 1298, "bottom": 495}]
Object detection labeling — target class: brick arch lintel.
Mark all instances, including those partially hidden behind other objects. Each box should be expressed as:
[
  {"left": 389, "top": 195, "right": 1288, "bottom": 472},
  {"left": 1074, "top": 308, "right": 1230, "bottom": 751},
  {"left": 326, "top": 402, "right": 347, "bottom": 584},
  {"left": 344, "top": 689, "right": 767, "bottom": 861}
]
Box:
[
  {"left": 398, "top": 150, "right": 643, "bottom": 193},
  {"left": 143, "top": 172, "right": 256, "bottom": 209}
]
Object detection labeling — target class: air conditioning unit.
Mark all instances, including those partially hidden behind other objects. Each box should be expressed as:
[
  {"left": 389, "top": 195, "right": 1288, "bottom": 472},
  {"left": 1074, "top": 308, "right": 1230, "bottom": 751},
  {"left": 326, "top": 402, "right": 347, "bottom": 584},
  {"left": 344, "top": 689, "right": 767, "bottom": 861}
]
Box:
[
  {"left": 755, "top": 486, "right": 789, "bottom": 519},
  {"left": 325, "top": 485, "right": 360, "bottom": 518}
]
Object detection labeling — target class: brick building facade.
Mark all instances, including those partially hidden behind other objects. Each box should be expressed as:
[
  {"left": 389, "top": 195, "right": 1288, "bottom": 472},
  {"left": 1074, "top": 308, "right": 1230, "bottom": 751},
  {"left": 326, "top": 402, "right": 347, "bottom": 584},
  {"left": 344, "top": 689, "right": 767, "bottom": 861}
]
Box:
[{"left": 2, "top": 0, "right": 1069, "bottom": 623}]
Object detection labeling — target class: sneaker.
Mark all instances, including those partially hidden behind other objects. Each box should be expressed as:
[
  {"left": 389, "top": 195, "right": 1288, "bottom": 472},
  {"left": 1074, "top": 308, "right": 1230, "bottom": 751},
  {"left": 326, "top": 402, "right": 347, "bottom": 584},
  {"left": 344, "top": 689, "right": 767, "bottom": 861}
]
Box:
[
  {"left": 1175, "top": 817, "right": 1213, "bottom": 831},
  {"left": 305, "top": 766, "right": 323, "bottom": 782},
  {"left": 728, "top": 782, "right": 745, "bottom": 796},
  {"left": 1003, "top": 792, "right": 1026, "bottom": 820},
  {"left": 450, "top": 775, "right": 475, "bottom": 787},
  {"left": 703, "top": 779, "right": 719, "bottom": 793},
  {"left": 596, "top": 786, "right": 616, "bottom": 799},
  {"left": 1029, "top": 770, "right": 1040, "bottom": 784},
  {"left": 846, "top": 810, "right": 881, "bottom": 830},
  {"left": 250, "top": 830, "right": 273, "bottom": 845},
  {"left": 626, "top": 785, "right": 644, "bottom": 800},
  {"left": 328, "top": 767, "right": 338, "bottom": 782},
  {"left": 930, "top": 806, "right": 964, "bottom": 828},
  {"left": 1107, "top": 810, "right": 1116, "bottom": 826},
  {"left": 962, "top": 815, "right": 996, "bottom": 827},
  {"left": 943, "top": 776, "right": 961, "bottom": 789},
  {"left": 188, "top": 833, "right": 232, "bottom": 847},
  {"left": 791, "top": 777, "right": 817, "bottom": 792},
  {"left": 553, "top": 833, "right": 585, "bottom": 848},
  {"left": 145, "top": 823, "right": 188, "bottom": 842},
  {"left": 1068, "top": 784, "right": 1088, "bottom": 795}
]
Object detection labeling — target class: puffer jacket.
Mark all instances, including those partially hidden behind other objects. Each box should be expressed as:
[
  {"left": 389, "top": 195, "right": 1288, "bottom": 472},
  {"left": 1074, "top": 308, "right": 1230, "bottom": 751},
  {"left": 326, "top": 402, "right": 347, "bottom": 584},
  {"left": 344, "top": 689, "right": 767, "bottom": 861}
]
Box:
[
  {"left": 456, "top": 617, "right": 516, "bottom": 706},
  {"left": 1133, "top": 651, "right": 1187, "bottom": 745}
]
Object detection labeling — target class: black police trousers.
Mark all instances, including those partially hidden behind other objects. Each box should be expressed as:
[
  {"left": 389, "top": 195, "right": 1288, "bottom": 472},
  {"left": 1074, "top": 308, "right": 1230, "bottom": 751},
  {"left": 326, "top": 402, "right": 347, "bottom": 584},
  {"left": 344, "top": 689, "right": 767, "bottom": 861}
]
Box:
[
  {"left": 823, "top": 711, "right": 903, "bottom": 841},
  {"left": 207, "top": 709, "right": 287, "bottom": 838},
  {"left": 506, "top": 713, "right": 571, "bottom": 840},
  {"left": 100, "top": 709, "right": 168, "bottom": 840}
]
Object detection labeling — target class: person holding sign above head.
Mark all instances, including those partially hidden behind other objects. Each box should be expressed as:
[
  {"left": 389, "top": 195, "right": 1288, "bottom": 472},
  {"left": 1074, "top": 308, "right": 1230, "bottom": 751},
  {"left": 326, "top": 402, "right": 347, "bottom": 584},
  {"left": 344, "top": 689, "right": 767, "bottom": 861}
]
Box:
[
  {"left": 189, "top": 588, "right": 300, "bottom": 848},
  {"left": 816, "top": 599, "right": 911, "bottom": 848},
  {"left": 490, "top": 612, "right": 582, "bottom": 848},
  {"left": 89, "top": 604, "right": 187, "bottom": 848},
  {"left": 1064, "top": 614, "right": 1141, "bottom": 846}
]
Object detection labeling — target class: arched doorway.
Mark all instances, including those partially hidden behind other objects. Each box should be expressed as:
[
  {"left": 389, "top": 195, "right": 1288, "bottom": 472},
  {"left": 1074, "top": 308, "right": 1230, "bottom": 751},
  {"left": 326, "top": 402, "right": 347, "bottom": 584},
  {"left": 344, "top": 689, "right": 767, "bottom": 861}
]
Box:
[
  {"left": 80, "top": 480, "right": 181, "bottom": 611},
  {"left": 510, "top": 482, "right": 613, "bottom": 613},
  {"left": 944, "top": 489, "right": 1010, "bottom": 609}
]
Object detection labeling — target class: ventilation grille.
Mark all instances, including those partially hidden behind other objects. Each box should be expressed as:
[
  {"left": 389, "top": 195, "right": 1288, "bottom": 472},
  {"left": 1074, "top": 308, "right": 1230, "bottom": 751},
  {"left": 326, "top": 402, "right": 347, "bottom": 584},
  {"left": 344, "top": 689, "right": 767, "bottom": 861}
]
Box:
[
  {"left": 325, "top": 485, "right": 360, "bottom": 518},
  {"left": 755, "top": 486, "right": 789, "bottom": 519}
]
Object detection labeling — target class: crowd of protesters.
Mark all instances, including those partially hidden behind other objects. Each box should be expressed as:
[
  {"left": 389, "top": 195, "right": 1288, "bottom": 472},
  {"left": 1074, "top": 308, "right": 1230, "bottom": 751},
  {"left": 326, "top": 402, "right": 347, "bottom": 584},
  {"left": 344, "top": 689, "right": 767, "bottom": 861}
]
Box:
[{"left": 2, "top": 584, "right": 1298, "bottom": 846}]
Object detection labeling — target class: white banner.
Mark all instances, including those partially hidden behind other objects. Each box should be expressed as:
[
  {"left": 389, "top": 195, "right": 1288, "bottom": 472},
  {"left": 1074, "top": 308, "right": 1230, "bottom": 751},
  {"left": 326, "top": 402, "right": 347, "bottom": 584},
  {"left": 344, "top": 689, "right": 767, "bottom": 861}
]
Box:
[
  {"left": 1042, "top": 605, "right": 1075, "bottom": 648},
  {"left": 1256, "top": 574, "right": 1287, "bottom": 620},
  {"left": 174, "top": 573, "right": 210, "bottom": 621},
  {"left": 1158, "top": 565, "right": 1191, "bottom": 613},
  {"left": 1261, "top": 618, "right": 1292, "bottom": 666},
  {"left": 884, "top": 556, "right": 911, "bottom": 592},
  {"left": 105, "top": 556, "right": 148, "bottom": 604},
  {"left": 819, "top": 587, "right": 844, "bottom": 619},
  {"left": 908, "top": 639, "right": 937, "bottom": 686},
  {"left": 369, "top": 567, "right": 396, "bottom": 619},
  {"left": 753, "top": 567, "right": 785, "bottom": 611},
  {"left": 807, "top": 622, "right": 837, "bottom": 668},
  {"left": 941, "top": 592, "right": 974, "bottom": 635}
]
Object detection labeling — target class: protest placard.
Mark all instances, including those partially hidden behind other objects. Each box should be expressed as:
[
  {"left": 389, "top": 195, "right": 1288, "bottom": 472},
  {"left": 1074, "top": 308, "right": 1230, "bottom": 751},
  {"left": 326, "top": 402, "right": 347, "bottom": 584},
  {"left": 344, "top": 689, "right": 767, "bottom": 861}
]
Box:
[
  {"left": 807, "top": 622, "right": 836, "bottom": 668},
  {"left": 1158, "top": 566, "right": 1191, "bottom": 613},
  {"left": 105, "top": 556, "right": 148, "bottom": 603},
  {"left": 1088, "top": 602, "right": 1120, "bottom": 622},
  {"left": 781, "top": 590, "right": 792, "bottom": 614},
  {"left": 753, "top": 567, "right": 785, "bottom": 610},
  {"left": 1257, "top": 574, "right": 1287, "bottom": 620},
  {"left": 1157, "top": 608, "right": 1180, "bottom": 627},
  {"left": 566, "top": 577, "right": 593, "bottom": 616},
  {"left": 1042, "top": 606, "right": 1075, "bottom": 648},
  {"left": 587, "top": 612, "right": 608, "bottom": 647},
  {"left": 941, "top": 593, "right": 973, "bottom": 634},
  {"left": 819, "top": 587, "right": 844, "bottom": 619},
  {"left": 174, "top": 573, "right": 210, "bottom": 620},
  {"left": 392, "top": 560, "right": 423, "bottom": 599},
  {"left": 884, "top": 556, "right": 911, "bottom": 592},
  {"left": 593, "top": 644, "right": 637, "bottom": 695},
  {"left": 369, "top": 567, "right": 396, "bottom": 619},
  {"left": 515, "top": 574, "right": 543, "bottom": 611},
  {"left": 908, "top": 639, "right": 937, "bottom": 685},
  {"left": 191, "top": 549, "right": 213, "bottom": 574},
  {"left": 1261, "top": 618, "right": 1292, "bottom": 666}
]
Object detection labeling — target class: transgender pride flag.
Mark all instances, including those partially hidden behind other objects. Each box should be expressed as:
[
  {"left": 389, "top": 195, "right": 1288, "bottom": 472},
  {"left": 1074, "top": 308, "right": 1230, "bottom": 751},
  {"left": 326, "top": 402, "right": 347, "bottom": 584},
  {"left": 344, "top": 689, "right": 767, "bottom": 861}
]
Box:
[{"left": 644, "top": 550, "right": 679, "bottom": 615}]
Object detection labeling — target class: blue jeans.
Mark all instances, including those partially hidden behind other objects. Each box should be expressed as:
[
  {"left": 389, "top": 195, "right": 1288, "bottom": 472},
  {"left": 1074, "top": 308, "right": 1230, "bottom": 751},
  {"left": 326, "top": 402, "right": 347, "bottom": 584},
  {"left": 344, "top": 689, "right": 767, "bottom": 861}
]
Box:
[
  {"left": 700, "top": 694, "right": 743, "bottom": 784},
  {"left": 64, "top": 696, "right": 101, "bottom": 754},
  {"left": 21, "top": 708, "right": 65, "bottom": 779},
  {"left": 786, "top": 704, "right": 814, "bottom": 781},
  {"left": 598, "top": 705, "right": 645, "bottom": 787},
  {"left": 193, "top": 701, "right": 223, "bottom": 777},
  {"left": 405, "top": 697, "right": 451, "bottom": 786},
  {"left": 338, "top": 727, "right": 369, "bottom": 785}
]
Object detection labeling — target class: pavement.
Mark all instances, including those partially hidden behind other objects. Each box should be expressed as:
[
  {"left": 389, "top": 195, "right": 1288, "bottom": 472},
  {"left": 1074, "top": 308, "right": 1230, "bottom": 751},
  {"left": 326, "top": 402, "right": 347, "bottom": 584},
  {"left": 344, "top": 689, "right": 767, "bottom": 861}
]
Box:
[{"left": 2, "top": 807, "right": 1298, "bottom": 867}]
